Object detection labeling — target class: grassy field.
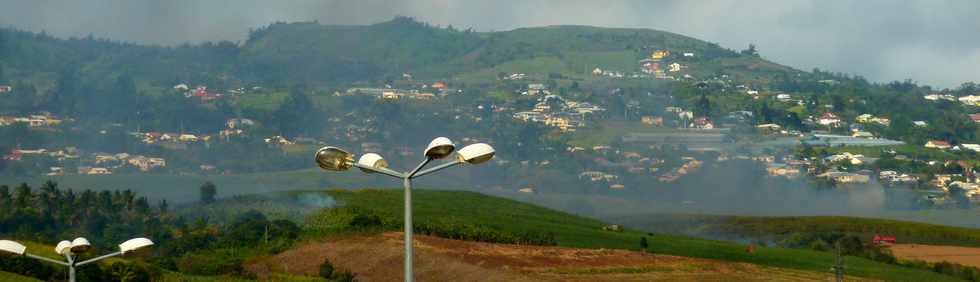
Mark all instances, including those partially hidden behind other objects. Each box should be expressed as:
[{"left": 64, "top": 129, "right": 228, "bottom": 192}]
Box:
[
  {"left": 288, "top": 189, "right": 961, "bottom": 281},
  {"left": 0, "top": 271, "right": 40, "bottom": 282}
]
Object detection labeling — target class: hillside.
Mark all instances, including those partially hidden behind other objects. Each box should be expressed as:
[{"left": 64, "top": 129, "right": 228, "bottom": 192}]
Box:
[
  {"left": 0, "top": 16, "right": 800, "bottom": 91},
  {"left": 194, "top": 189, "right": 964, "bottom": 281},
  {"left": 613, "top": 214, "right": 980, "bottom": 247}
]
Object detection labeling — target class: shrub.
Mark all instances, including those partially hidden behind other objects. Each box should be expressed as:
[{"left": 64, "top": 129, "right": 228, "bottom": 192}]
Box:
[
  {"left": 319, "top": 258, "right": 335, "bottom": 279},
  {"left": 319, "top": 258, "right": 357, "bottom": 282}
]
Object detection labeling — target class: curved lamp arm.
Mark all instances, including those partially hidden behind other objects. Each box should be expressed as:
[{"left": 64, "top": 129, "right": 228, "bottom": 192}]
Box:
[
  {"left": 410, "top": 159, "right": 462, "bottom": 179},
  {"left": 353, "top": 163, "right": 405, "bottom": 179},
  {"left": 76, "top": 251, "right": 121, "bottom": 267},
  {"left": 25, "top": 253, "right": 69, "bottom": 266}
]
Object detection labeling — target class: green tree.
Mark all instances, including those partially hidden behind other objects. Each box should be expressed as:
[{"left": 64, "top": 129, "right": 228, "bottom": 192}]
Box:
[
  {"left": 199, "top": 182, "right": 217, "bottom": 204},
  {"left": 274, "top": 86, "right": 318, "bottom": 137},
  {"left": 695, "top": 93, "right": 711, "bottom": 117},
  {"left": 640, "top": 236, "right": 649, "bottom": 249}
]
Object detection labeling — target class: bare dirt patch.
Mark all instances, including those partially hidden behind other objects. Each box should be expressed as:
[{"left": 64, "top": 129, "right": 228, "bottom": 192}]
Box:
[
  {"left": 890, "top": 244, "right": 980, "bottom": 268},
  {"left": 247, "top": 232, "right": 869, "bottom": 281}
]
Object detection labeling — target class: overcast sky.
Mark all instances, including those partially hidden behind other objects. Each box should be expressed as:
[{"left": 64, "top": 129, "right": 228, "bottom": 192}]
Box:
[{"left": 2, "top": 0, "right": 977, "bottom": 88}]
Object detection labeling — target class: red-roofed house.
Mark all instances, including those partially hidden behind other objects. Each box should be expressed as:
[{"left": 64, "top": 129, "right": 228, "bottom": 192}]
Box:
[
  {"left": 872, "top": 234, "right": 896, "bottom": 245},
  {"left": 0, "top": 85, "right": 12, "bottom": 93},
  {"left": 925, "top": 140, "right": 952, "bottom": 149},
  {"left": 817, "top": 112, "right": 842, "bottom": 126},
  {"left": 969, "top": 113, "right": 980, "bottom": 123},
  {"left": 692, "top": 117, "right": 714, "bottom": 129}
]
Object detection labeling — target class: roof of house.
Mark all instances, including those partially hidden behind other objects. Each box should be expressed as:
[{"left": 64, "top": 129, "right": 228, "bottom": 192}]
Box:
[{"left": 928, "top": 140, "right": 951, "bottom": 146}]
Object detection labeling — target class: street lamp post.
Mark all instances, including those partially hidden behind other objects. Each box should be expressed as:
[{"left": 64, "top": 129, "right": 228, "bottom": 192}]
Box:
[
  {"left": 0, "top": 237, "right": 153, "bottom": 282},
  {"left": 315, "top": 137, "right": 495, "bottom": 282}
]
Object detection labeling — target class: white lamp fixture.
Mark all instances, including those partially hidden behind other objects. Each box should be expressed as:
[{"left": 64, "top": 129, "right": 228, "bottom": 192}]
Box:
[
  {"left": 0, "top": 240, "right": 26, "bottom": 256},
  {"left": 424, "top": 137, "right": 455, "bottom": 159},
  {"left": 119, "top": 238, "right": 154, "bottom": 254},
  {"left": 456, "top": 143, "right": 496, "bottom": 164},
  {"left": 315, "top": 146, "right": 355, "bottom": 171},
  {"left": 69, "top": 237, "right": 92, "bottom": 254},
  {"left": 357, "top": 153, "right": 389, "bottom": 173},
  {"left": 55, "top": 240, "right": 72, "bottom": 255}
]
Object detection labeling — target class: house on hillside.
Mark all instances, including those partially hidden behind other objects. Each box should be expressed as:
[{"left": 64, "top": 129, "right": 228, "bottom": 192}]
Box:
[
  {"left": 641, "top": 116, "right": 664, "bottom": 126},
  {"left": 817, "top": 112, "right": 842, "bottom": 127},
  {"left": 691, "top": 117, "right": 714, "bottom": 129},
  {"left": 925, "top": 140, "right": 952, "bottom": 149},
  {"left": 179, "top": 134, "right": 199, "bottom": 142},
  {"left": 756, "top": 123, "right": 781, "bottom": 133},
  {"left": 430, "top": 82, "right": 448, "bottom": 90},
  {"left": 923, "top": 94, "right": 956, "bottom": 101},
  {"left": 970, "top": 114, "right": 980, "bottom": 123},
  {"left": 959, "top": 95, "right": 980, "bottom": 106},
  {"left": 872, "top": 234, "right": 896, "bottom": 245}
]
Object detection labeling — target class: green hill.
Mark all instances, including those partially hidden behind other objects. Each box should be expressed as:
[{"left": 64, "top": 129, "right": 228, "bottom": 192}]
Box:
[
  {"left": 199, "top": 189, "right": 965, "bottom": 281},
  {"left": 0, "top": 16, "right": 801, "bottom": 91},
  {"left": 616, "top": 213, "right": 980, "bottom": 247}
]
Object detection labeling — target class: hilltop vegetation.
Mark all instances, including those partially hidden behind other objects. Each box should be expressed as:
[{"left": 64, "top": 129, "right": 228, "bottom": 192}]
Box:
[{"left": 618, "top": 214, "right": 980, "bottom": 247}]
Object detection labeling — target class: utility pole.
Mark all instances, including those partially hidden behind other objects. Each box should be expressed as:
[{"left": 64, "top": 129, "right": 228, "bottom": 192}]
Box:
[{"left": 832, "top": 240, "right": 845, "bottom": 282}]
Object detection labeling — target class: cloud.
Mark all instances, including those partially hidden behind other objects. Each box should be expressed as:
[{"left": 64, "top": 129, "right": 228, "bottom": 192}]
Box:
[{"left": 0, "top": 0, "right": 976, "bottom": 87}]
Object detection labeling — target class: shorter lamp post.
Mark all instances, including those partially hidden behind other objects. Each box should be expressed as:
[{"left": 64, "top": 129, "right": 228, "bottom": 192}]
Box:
[
  {"left": 315, "top": 137, "right": 495, "bottom": 282},
  {"left": 0, "top": 237, "right": 154, "bottom": 282}
]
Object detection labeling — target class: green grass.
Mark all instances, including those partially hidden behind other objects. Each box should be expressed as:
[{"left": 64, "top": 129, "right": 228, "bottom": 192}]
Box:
[
  {"left": 0, "top": 271, "right": 40, "bottom": 282},
  {"left": 292, "top": 189, "right": 962, "bottom": 281}
]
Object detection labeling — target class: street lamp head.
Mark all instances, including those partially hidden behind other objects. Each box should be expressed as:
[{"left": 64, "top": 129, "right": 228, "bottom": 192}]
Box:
[
  {"left": 70, "top": 237, "right": 92, "bottom": 254},
  {"left": 119, "top": 238, "right": 154, "bottom": 254},
  {"left": 457, "top": 143, "right": 495, "bottom": 165},
  {"left": 357, "top": 153, "right": 389, "bottom": 173},
  {"left": 315, "top": 146, "right": 354, "bottom": 171},
  {"left": 0, "top": 240, "right": 26, "bottom": 256},
  {"left": 55, "top": 240, "right": 72, "bottom": 255},
  {"left": 425, "top": 137, "right": 455, "bottom": 159}
]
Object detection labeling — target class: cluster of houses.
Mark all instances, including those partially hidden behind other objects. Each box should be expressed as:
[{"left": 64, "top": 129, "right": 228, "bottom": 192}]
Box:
[
  {"left": 346, "top": 82, "right": 454, "bottom": 100},
  {"left": 924, "top": 93, "right": 980, "bottom": 107},
  {"left": 94, "top": 152, "right": 167, "bottom": 172},
  {"left": 175, "top": 84, "right": 225, "bottom": 101},
  {"left": 0, "top": 113, "right": 64, "bottom": 127},
  {"left": 513, "top": 93, "right": 604, "bottom": 132},
  {"left": 138, "top": 131, "right": 211, "bottom": 144},
  {"left": 638, "top": 50, "right": 689, "bottom": 80},
  {"left": 3, "top": 148, "right": 80, "bottom": 162},
  {"left": 658, "top": 157, "right": 703, "bottom": 182},
  {"left": 4, "top": 147, "right": 167, "bottom": 175},
  {"left": 137, "top": 118, "right": 259, "bottom": 146}
]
